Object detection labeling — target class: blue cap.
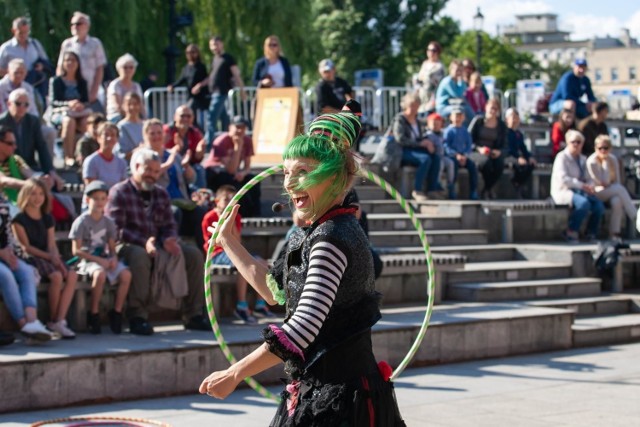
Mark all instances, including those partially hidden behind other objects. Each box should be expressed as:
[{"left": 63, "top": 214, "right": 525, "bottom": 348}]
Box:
[{"left": 574, "top": 58, "right": 588, "bottom": 67}]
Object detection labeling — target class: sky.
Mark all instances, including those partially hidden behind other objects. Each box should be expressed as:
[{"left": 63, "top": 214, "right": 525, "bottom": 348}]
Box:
[{"left": 442, "top": 0, "right": 640, "bottom": 41}]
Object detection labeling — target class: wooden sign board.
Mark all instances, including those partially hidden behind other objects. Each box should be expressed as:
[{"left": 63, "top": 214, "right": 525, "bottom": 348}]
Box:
[{"left": 252, "top": 88, "right": 300, "bottom": 164}]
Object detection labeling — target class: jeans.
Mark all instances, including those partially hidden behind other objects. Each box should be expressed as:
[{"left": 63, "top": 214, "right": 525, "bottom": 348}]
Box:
[
  {"left": 401, "top": 148, "right": 442, "bottom": 192},
  {"left": 0, "top": 259, "right": 38, "bottom": 322},
  {"left": 205, "top": 93, "right": 229, "bottom": 148},
  {"left": 570, "top": 190, "right": 605, "bottom": 236},
  {"left": 451, "top": 155, "right": 478, "bottom": 198}
]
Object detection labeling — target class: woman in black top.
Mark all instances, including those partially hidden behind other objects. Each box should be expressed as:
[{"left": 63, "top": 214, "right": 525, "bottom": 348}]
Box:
[
  {"left": 468, "top": 98, "right": 507, "bottom": 199},
  {"left": 168, "top": 44, "right": 209, "bottom": 127}
]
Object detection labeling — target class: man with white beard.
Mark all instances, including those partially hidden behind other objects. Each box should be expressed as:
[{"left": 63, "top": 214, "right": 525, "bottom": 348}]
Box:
[{"left": 105, "top": 148, "right": 209, "bottom": 335}]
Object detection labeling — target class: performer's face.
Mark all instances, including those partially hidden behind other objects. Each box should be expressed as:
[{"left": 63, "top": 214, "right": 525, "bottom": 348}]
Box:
[{"left": 283, "top": 157, "right": 334, "bottom": 222}]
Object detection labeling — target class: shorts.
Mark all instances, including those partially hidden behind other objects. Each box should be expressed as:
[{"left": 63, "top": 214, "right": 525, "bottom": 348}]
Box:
[
  {"left": 29, "top": 256, "right": 63, "bottom": 278},
  {"left": 78, "top": 260, "right": 128, "bottom": 285}
]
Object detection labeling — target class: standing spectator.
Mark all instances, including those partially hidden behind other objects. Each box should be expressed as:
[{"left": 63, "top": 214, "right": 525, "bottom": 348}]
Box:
[
  {"left": 315, "top": 58, "right": 353, "bottom": 114},
  {"left": 443, "top": 107, "right": 479, "bottom": 200},
  {"left": 204, "top": 116, "right": 261, "bottom": 217},
  {"left": 252, "top": 35, "right": 293, "bottom": 88},
  {"left": 468, "top": 99, "right": 507, "bottom": 199},
  {"left": 0, "top": 58, "right": 57, "bottom": 157},
  {"left": 465, "top": 71, "right": 487, "bottom": 116},
  {"left": 0, "top": 194, "right": 52, "bottom": 342},
  {"left": 192, "top": 36, "right": 245, "bottom": 145},
  {"left": 548, "top": 59, "right": 596, "bottom": 119},
  {"left": 106, "top": 53, "right": 145, "bottom": 123},
  {"left": 587, "top": 135, "right": 637, "bottom": 240},
  {"left": 50, "top": 51, "right": 91, "bottom": 167},
  {"left": 82, "top": 122, "right": 128, "bottom": 190},
  {"left": 168, "top": 45, "right": 209, "bottom": 126},
  {"left": 105, "top": 148, "right": 209, "bottom": 335},
  {"left": 69, "top": 180, "right": 131, "bottom": 334},
  {"left": 56, "top": 11, "right": 107, "bottom": 112},
  {"left": 425, "top": 112, "right": 455, "bottom": 197},
  {"left": 12, "top": 178, "right": 78, "bottom": 338},
  {"left": 577, "top": 101, "right": 609, "bottom": 157},
  {"left": 392, "top": 92, "right": 443, "bottom": 200},
  {"left": 435, "top": 60, "right": 474, "bottom": 122},
  {"left": 0, "top": 17, "right": 53, "bottom": 101},
  {"left": 164, "top": 105, "right": 206, "bottom": 188},
  {"left": 416, "top": 41, "right": 445, "bottom": 114},
  {"left": 116, "top": 92, "right": 144, "bottom": 160},
  {"left": 551, "top": 130, "right": 604, "bottom": 243},
  {"left": 75, "top": 112, "right": 105, "bottom": 166},
  {"left": 551, "top": 108, "right": 576, "bottom": 159},
  {"left": 505, "top": 108, "right": 536, "bottom": 198}
]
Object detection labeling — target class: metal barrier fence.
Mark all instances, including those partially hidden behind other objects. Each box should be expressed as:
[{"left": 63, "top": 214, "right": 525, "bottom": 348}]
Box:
[
  {"left": 375, "top": 86, "right": 410, "bottom": 131},
  {"left": 144, "top": 87, "right": 189, "bottom": 124}
]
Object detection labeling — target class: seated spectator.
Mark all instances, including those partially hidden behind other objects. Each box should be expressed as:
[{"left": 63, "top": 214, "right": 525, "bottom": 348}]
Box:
[
  {"left": 0, "top": 59, "right": 57, "bottom": 157},
  {"left": 551, "top": 130, "right": 605, "bottom": 243},
  {"left": 168, "top": 44, "right": 209, "bottom": 127},
  {"left": 461, "top": 58, "right": 489, "bottom": 98},
  {"left": 315, "top": 58, "right": 353, "bottom": 114},
  {"left": 69, "top": 180, "right": 131, "bottom": 334},
  {"left": 468, "top": 98, "right": 506, "bottom": 199},
  {"left": 443, "top": 107, "right": 479, "bottom": 200},
  {"left": 12, "top": 178, "right": 78, "bottom": 338},
  {"left": 201, "top": 185, "right": 274, "bottom": 324},
  {"left": 425, "top": 112, "right": 454, "bottom": 197},
  {"left": 106, "top": 53, "right": 144, "bottom": 123},
  {"left": 105, "top": 148, "right": 209, "bottom": 335},
  {"left": 0, "top": 194, "right": 52, "bottom": 342},
  {"left": 116, "top": 92, "right": 144, "bottom": 160},
  {"left": 75, "top": 112, "right": 105, "bottom": 166},
  {"left": 144, "top": 118, "right": 206, "bottom": 249},
  {"left": 435, "top": 60, "right": 474, "bottom": 122},
  {"left": 416, "top": 41, "right": 445, "bottom": 114},
  {"left": 164, "top": 105, "right": 206, "bottom": 188},
  {"left": 252, "top": 35, "right": 293, "bottom": 88},
  {"left": 548, "top": 59, "right": 596, "bottom": 119},
  {"left": 465, "top": 71, "right": 487, "bottom": 116},
  {"left": 50, "top": 51, "right": 91, "bottom": 167},
  {"left": 577, "top": 101, "right": 609, "bottom": 157},
  {"left": 587, "top": 135, "right": 637, "bottom": 240},
  {"left": 551, "top": 108, "right": 575, "bottom": 159},
  {"left": 392, "top": 92, "right": 443, "bottom": 200},
  {"left": 505, "top": 108, "right": 536, "bottom": 198},
  {"left": 204, "top": 116, "right": 261, "bottom": 217}
]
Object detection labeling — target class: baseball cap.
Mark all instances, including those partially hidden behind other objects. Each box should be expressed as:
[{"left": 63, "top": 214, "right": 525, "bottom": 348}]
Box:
[
  {"left": 84, "top": 180, "right": 109, "bottom": 197},
  {"left": 450, "top": 106, "right": 465, "bottom": 114},
  {"left": 574, "top": 58, "right": 588, "bottom": 67},
  {"left": 427, "top": 112, "right": 444, "bottom": 122},
  {"left": 318, "top": 58, "right": 334, "bottom": 72},
  {"left": 231, "top": 115, "right": 248, "bottom": 127}
]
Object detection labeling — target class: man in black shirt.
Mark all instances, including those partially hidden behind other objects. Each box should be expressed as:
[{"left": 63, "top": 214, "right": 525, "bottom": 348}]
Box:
[{"left": 315, "top": 58, "right": 353, "bottom": 114}]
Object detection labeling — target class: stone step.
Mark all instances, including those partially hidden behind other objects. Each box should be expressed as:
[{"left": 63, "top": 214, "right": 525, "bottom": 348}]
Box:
[
  {"left": 443, "top": 260, "right": 573, "bottom": 285},
  {"left": 369, "top": 229, "right": 489, "bottom": 247},
  {"left": 573, "top": 314, "right": 640, "bottom": 347},
  {"left": 366, "top": 213, "right": 464, "bottom": 232},
  {"left": 0, "top": 302, "right": 573, "bottom": 413},
  {"left": 447, "top": 277, "right": 602, "bottom": 302},
  {"left": 528, "top": 294, "right": 639, "bottom": 317},
  {"left": 358, "top": 200, "right": 409, "bottom": 214},
  {"left": 431, "top": 244, "right": 521, "bottom": 262}
]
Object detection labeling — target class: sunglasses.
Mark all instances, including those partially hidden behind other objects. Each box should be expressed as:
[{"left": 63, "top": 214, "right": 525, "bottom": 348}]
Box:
[
  {"left": 0, "top": 139, "right": 16, "bottom": 146},
  {"left": 597, "top": 146, "right": 610, "bottom": 151},
  {"left": 269, "top": 43, "right": 279, "bottom": 47},
  {"left": 180, "top": 114, "right": 193, "bottom": 118},
  {"left": 427, "top": 48, "right": 439, "bottom": 52},
  {"left": 123, "top": 65, "right": 135, "bottom": 69},
  {"left": 13, "top": 101, "right": 29, "bottom": 107},
  {"left": 70, "top": 21, "right": 86, "bottom": 27}
]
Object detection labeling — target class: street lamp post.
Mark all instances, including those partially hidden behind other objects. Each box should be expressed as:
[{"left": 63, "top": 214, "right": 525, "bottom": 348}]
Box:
[{"left": 473, "top": 7, "right": 484, "bottom": 74}]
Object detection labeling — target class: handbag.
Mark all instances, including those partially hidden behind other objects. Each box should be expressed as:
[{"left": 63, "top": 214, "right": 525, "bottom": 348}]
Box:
[{"left": 370, "top": 126, "right": 402, "bottom": 173}]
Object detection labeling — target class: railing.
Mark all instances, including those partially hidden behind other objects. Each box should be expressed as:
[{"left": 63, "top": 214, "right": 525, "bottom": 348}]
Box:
[
  {"left": 143, "top": 87, "right": 189, "bottom": 124},
  {"left": 375, "top": 86, "right": 410, "bottom": 131}
]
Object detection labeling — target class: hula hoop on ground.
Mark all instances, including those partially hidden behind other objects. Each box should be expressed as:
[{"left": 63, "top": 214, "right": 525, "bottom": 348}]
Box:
[
  {"left": 30, "top": 415, "right": 171, "bottom": 426},
  {"left": 203, "top": 165, "right": 436, "bottom": 402}
]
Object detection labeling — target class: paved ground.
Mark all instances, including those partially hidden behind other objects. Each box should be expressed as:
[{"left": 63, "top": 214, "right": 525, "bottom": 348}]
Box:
[{"left": 2, "top": 342, "right": 639, "bottom": 426}]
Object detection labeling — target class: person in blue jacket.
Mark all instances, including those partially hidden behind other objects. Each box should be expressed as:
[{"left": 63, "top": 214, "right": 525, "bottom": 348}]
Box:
[
  {"left": 435, "top": 60, "right": 474, "bottom": 123},
  {"left": 251, "top": 35, "right": 293, "bottom": 88},
  {"left": 549, "top": 58, "right": 596, "bottom": 119}
]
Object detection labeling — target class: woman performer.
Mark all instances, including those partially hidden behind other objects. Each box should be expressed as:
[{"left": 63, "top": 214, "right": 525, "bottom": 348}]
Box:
[{"left": 199, "top": 100, "right": 406, "bottom": 426}]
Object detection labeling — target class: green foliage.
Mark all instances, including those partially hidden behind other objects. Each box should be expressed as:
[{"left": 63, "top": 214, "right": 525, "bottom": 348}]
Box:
[
  {"left": 444, "top": 31, "right": 542, "bottom": 90},
  {"left": 544, "top": 60, "right": 569, "bottom": 90}
]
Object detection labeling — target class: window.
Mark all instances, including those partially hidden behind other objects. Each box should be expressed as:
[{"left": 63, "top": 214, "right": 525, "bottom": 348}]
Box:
[
  {"left": 630, "top": 67, "right": 637, "bottom": 81},
  {"left": 595, "top": 68, "right": 602, "bottom": 82},
  {"left": 611, "top": 68, "right": 618, "bottom": 82}
]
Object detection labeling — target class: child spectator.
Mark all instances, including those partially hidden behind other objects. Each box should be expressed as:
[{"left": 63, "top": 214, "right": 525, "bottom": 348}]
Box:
[
  {"left": 201, "top": 185, "right": 274, "bottom": 324},
  {"left": 116, "top": 92, "right": 144, "bottom": 161},
  {"left": 443, "top": 108, "right": 479, "bottom": 200},
  {"left": 75, "top": 112, "right": 106, "bottom": 166},
  {"left": 425, "top": 112, "right": 454, "bottom": 198},
  {"left": 83, "top": 122, "right": 128, "bottom": 188},
  {"left": 69, "top": 181, "right": 131, "bottom": 334},
  {"left": 12, "top": 178, "right": 77, "bottom": 339},
  {"left": 465, "top": 71, "right": 486, "bottom": 116},
  {"left": 505, "top": 108, "right": 536, "bottom": 198},
  {"left": 551, "top": 108, "right": 575, "bottom": 159},
  {"left": 0, "top": 195, "right": 52, "bottom": 342}
]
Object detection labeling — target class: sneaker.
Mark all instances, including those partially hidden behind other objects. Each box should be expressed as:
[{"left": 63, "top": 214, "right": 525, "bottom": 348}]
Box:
[
  {"left": 184, "top": 314, "right": 211, "bottom": 331},
  {"left": 108, "top": 309, "right": 123, "bottom": 334},
  {"left": 87, "top": 311, "right": 102, "bottom": 335},
  {"left": 234, "top": 308, "right": 257, "bottom": 325},
  {"left": 129, "top": 317, "right": 154, "bottom": 336},
  {"left": 21, "top": 320, "right": 52, "bottom": 342},
  {"left": 253, "top": 306, "right": 276, "bottom": 319},
  {"left": 426, "top": 190, "right": 446, "bottom": 200},
  {"left": 48, "top": 320, "right": 76, "bottom": 339},
  {"left": 411, "top": 190, "right": 429, "bottom": 202},
  {"left": 469, "top": 191, "right": 479, "bottom": 200},
  {"left": 561, "top": 229, "right": 580, "bottom": 244}
]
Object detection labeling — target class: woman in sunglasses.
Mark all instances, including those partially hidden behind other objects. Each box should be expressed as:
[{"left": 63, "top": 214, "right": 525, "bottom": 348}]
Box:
[
  {"left": 251, "top": 35, "right": 293, "bottom": 88},
  {"left": 587, "top": 135, "right": 637, "bottom": 240}
]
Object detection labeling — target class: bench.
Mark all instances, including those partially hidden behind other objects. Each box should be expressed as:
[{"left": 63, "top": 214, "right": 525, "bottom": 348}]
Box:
[
  {"left": 613, "top": 248, "right": 640, "bottom": 293},
  {"left": 482, "top": 200, "right": 568, "bottom": 243}
]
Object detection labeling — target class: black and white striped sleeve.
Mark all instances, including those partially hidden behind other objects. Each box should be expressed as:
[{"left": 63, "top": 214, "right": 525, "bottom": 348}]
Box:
[{"left": 263, "top": 239, "right": 348, "bottom": 362}]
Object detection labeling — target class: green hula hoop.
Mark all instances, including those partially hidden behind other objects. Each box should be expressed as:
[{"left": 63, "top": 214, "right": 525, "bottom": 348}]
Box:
[{"left": 204, "top": 164, "right": 436, "bottom": 402}]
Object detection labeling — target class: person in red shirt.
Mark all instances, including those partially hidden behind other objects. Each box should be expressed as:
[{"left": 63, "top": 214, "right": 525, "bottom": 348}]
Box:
[
  {"left": 164, "top": 104, "right": 206, "bottom": 188},
  {"left": 201, "top": 184, "right": 272, "bottom": 324},
  {"left": 551, "top": 107, "right": 575, "bottom": 160}
]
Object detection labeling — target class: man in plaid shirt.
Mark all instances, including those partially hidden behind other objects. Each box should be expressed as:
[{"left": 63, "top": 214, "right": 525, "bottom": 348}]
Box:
[{"left": 106, "top": 148, "right": 210, "bottom": 335}]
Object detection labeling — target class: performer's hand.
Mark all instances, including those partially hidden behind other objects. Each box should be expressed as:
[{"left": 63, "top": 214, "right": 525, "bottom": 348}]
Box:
[{"left": 199, "top": 369, "right": 240, "bottom": 399}]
